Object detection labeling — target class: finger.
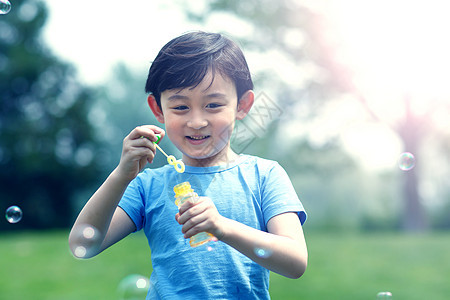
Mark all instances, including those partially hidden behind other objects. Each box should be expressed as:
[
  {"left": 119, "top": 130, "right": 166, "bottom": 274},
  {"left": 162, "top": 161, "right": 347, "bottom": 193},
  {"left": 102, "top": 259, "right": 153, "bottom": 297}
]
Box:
[
  {"left": 130, "top": 126, "right": 165, "bottom": 142},
  {"left": 123, "top": 134, "right": 157, "bottom": 161},
  {"left": 130, "top": 151, "right": 154, "bottom": 168},
  {"left": 178, "top": 196, "right": 214, "bottom": 222},
  {"left": 177, "top": 203, "right": 207, "bottom": 226},
  {"left": 181, "top": 212, "right": 209, "bottom": 232},
  {"left": 142, "top": 125, "right": 165, "bottom": 140},
  {"left": 183, "top": 219, "right": 211, "bottom": 239},
  {"left": 178, "top": 200, "right": 197, "bottom": 216},
  {"left": 134, "top": 136, "right": 156, "bottom": 152},
  {"left": 124, "top": 138, "right": 156, "bottom": 156},
  {"left": 182, "top": 216, "right": 207, "bottom": 236}
]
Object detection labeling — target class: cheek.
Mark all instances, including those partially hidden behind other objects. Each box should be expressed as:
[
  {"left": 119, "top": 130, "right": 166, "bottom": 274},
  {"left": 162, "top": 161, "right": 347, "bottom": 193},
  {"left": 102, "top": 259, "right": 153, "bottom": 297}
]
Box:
[
  {"left": 214, "top": 118, "right": 235, "bottom": 141},
  {"left": 164, "top": 117, "right": 183, "bottom": 138}
]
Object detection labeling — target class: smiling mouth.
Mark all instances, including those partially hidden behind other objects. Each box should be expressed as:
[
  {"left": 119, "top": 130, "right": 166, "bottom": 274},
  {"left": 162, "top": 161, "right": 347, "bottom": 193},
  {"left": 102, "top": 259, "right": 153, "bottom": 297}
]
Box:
[{"left": 187, "top": 135, "right": 210, "bottom": 140}]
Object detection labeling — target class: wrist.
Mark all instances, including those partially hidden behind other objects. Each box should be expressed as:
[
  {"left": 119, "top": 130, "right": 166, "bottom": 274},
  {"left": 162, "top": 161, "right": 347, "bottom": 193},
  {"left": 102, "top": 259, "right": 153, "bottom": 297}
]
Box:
[
  {"left": 110, "top": 167, "right": 134, "bottom": 187},
  {"left": 213, "top": 216, "right": 229, "bottom": 241}
]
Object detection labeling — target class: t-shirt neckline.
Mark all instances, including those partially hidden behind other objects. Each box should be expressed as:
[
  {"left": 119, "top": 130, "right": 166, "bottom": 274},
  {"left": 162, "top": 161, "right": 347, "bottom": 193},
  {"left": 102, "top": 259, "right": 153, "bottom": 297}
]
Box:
[{"left": 182, "top": 154, "right": 250, "bottom": 174}]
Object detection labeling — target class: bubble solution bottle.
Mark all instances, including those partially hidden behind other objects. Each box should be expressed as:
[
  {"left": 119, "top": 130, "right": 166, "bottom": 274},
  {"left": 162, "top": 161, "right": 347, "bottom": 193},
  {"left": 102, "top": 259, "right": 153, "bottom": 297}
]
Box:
[{"left": 174, "top": 181, "right": 215, "bottom": 247}]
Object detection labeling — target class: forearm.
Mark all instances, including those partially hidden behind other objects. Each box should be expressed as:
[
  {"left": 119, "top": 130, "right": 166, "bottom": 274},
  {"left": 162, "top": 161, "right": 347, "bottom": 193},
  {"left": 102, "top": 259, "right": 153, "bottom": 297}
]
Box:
[
  {"left": 68, "top": 168, "right": 131, "bottom": 252},
  {"left": 218, "top": 217, "right": 308, "bottom": 279}
]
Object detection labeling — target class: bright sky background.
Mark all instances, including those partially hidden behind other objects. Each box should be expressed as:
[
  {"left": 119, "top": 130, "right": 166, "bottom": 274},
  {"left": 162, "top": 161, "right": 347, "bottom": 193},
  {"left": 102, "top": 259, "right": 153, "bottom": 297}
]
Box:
[
  {"left": 40, "top": 0, "right": 450, "bottom": 172},
  {"left": 42, "top": 0, "right": 299, "bottom": 86},
  {"left": 42, "top": 0, "right": 195, "bottom": 84}
]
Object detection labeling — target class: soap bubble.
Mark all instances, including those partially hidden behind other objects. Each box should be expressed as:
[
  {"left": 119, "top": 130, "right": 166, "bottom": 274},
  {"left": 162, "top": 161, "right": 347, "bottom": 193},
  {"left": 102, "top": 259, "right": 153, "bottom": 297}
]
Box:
[
  {"left": 254, "top": 247, "right": 273, "bottom": 259},
  {"left": 5, "top": 206, "right": 22, "bottom": 223},
  {"left": 398, "top": 152, "right": 415, "bottom": 171},
  {"left": 81, "top": 225, "right": 97, "bottom": 239},
  {"left": 118, "top": 274, "right": 150, "bottom": 300},
  {"left": 74, "top": 246, "right": 87, "bottom": 258},
  {"left": 71, "top": 224, "right": 101, "bottom": 258},
  {"left": 0, "top": 0, "right": 11, "bottom": 14},
  {"left": 376, "top": 291, "right": 392, "bottom": 299}
]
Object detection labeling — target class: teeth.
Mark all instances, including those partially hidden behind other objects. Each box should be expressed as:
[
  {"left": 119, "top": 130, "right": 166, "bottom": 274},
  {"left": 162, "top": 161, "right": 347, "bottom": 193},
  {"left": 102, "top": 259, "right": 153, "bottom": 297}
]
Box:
[{"left": 189, "top": 136, "right": 207, "bottom": 140}]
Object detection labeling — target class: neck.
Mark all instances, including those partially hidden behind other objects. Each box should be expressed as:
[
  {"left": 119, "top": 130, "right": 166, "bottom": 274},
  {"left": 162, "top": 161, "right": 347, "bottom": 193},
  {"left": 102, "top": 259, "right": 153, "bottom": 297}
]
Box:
[{"left": 183, "top": 147, "right": 239, "bottom": 168}]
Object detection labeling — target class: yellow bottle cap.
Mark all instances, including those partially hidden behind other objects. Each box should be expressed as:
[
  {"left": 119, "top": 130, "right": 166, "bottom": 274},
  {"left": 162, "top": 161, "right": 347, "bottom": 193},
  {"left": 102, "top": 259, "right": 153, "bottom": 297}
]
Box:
[{"left": 173, "top": 181, "right": 193, "bottom": 198}]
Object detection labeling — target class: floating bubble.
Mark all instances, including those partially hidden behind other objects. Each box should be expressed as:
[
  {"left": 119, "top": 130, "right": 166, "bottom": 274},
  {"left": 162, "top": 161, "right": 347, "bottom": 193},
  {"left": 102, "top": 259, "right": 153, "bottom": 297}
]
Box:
[
  {"left": 71, "top": 224, "right": 101, "bottom": 258},
  {"left": 376, "top": 291, "right": 392, "bottom": 299},
  {"left": 82, "top": 226, "right": 97, "bottom": 239},
  {"left": 5, "top": 206, "right": 22, "bottom": 223},
  {"left": 74, "top": 246, "right": 87, "bottom": 258},
  {"left": 118, "top": 274, "right": 150, "bottom": 300},
  {"left": 398, "top": 152, "right": 415, "bottom": 171},
  {"left": 0, "top": 0, "right": 11, "bottom": 14},
  {"left": 254, "top": 247, "right": 273, "bottom": 259}
]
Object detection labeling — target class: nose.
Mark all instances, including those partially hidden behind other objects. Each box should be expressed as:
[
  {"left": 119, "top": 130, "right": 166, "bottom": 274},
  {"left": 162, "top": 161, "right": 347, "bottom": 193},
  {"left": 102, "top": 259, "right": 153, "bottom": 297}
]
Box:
[{"left": 187, "top": 111, "right": 208, "bottom": 130}]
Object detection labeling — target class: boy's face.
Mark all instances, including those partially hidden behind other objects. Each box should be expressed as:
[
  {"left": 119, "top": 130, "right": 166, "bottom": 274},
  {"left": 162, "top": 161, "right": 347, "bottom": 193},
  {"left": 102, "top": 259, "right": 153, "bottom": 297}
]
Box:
[{"left": 155, "top": 71, "right": 248, "bottom": 167}]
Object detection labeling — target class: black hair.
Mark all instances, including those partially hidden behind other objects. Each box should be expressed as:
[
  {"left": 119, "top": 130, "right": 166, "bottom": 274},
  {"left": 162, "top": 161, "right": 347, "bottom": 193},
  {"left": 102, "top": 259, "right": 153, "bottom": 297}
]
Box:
[{"left": 145, "top": 31, "right": 253, "bottom": 108}]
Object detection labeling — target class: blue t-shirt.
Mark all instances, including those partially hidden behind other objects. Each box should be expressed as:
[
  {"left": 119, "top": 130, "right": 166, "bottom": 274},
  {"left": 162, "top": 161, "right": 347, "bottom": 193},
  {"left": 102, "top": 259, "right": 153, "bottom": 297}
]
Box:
[{"left": 118, "top": 154, "right": 306, "bottom": 299}]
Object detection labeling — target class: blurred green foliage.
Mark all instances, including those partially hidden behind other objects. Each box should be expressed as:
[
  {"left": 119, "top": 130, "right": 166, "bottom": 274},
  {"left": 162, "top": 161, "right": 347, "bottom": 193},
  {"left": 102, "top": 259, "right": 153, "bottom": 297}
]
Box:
[{"left": 0, "top": 0, "right": 103, "bottom": 230}]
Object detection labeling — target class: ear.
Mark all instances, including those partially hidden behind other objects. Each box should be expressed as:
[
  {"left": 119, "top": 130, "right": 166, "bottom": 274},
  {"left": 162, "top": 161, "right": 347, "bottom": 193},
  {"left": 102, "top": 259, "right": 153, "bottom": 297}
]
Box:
[
  {"left": 236, "top": 90, "right": 254, "bottom": 120},
  {"left": 147, "top": 95, "right": 165, "bottom": 124}
]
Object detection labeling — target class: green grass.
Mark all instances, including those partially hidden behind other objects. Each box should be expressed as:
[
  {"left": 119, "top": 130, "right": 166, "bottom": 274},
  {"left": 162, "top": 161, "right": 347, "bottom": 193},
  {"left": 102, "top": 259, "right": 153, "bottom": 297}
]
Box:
[
  {"left": 1, "top": 230, "right": 450, "bottom": 299},
  {"left": 0, "top": 230, "right": 151, "bottom": 300}
]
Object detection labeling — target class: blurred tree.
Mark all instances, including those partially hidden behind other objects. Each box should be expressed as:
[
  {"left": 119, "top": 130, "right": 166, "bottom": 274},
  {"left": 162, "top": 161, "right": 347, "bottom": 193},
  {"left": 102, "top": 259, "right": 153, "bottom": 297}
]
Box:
[
  {"left": 86, "top": 63, "right": 173, "bottom": 177},
  {"left": 0, "top": 0, "right": 102, "bottom": 230},
  {"left": 182, "top": 0, "right": 450, "bottom": 232}
]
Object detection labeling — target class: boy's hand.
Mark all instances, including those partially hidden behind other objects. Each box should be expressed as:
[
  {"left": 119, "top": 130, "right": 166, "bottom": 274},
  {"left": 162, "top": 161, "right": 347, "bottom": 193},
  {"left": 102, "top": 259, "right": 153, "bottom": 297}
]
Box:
[
  {"left": 116, "top": 125, "right": 165, "bottom": 182},
  {"left": 175, "top": 197, "right": 224, "bottom": 241}
]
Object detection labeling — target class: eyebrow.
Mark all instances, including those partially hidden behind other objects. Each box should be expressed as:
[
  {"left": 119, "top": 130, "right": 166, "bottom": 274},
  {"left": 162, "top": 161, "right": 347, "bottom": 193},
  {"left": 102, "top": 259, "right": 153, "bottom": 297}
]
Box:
[
  {"left": 167, "top": 92, "right": 228, "bottom": 101},
  {"left": 167, "top": 94, "right": 190, "bottom": 101},
  {"left": 205, "top": 92, "right": 227, "bottom": 100}
]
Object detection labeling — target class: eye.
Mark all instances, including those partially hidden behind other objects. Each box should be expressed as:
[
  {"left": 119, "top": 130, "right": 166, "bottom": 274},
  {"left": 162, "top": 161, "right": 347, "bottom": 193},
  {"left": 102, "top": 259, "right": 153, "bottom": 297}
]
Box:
[
  {"left": 173, "top": 105, "right": 189, "bottom": 111},
  {"left": 206, "top": 103, "right": 223, "bottom": 109}
]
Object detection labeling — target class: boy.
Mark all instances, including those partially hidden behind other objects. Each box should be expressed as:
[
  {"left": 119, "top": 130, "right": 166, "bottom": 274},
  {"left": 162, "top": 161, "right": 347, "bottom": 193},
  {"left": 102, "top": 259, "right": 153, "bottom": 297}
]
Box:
[{"left": 69, "top": 31, "right": 307, "bottom": 299}]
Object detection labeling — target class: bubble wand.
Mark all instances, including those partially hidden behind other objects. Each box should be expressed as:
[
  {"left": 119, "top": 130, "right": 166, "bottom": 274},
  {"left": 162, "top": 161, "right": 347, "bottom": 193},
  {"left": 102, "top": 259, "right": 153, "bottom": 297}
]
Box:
[{"left": 143, "top": 134, "right": 185, "bottom": 173}]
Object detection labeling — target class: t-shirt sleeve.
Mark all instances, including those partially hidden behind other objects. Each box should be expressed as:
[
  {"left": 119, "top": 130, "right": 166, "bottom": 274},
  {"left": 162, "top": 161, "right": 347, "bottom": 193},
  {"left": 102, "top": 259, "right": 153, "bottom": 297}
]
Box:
[
  {"left": 118, "top": 174, "right": 146, "bottom": 232},
  {"left": 261, "top": 162, "right": 307, "bottom": 226}
]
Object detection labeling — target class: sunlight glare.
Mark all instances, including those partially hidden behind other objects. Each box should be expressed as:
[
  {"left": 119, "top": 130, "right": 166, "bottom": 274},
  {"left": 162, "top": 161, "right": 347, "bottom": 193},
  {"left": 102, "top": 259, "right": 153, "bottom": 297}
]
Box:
[
  {"left": 308, "top": 0, "right": 450, "bottom": 118},
  {"left": 332, "top": 1, "right": 449, "bottom": 79},
  {"left": 341, "top": 123, "right": 402, "bottom": 171}
]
